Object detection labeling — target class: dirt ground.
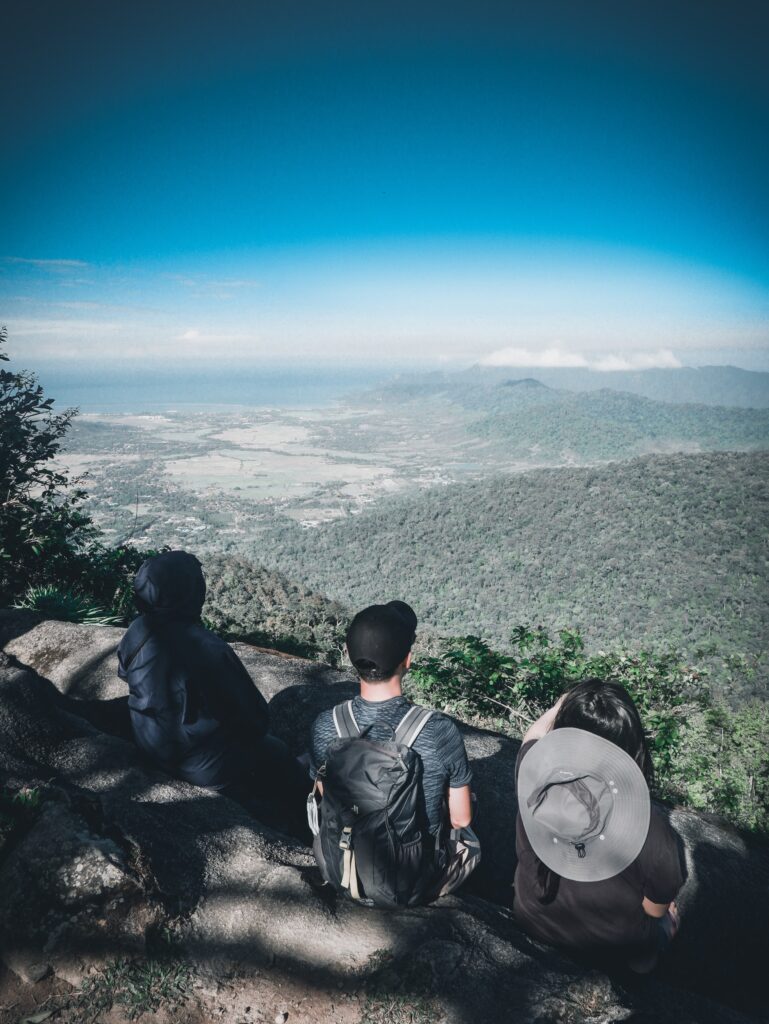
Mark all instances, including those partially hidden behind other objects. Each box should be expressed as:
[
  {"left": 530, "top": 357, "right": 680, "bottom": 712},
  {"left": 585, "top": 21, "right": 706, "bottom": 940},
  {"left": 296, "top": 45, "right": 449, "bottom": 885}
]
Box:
[{"left": 0, "top": 962, "right": 374, "bottom": 1024}]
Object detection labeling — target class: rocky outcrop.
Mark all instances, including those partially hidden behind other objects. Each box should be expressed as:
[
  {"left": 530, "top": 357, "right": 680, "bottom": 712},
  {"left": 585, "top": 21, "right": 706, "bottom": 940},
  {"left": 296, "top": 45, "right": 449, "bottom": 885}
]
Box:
[{"left": 0, "top": 611, "right": 766, "bottom": 1023}]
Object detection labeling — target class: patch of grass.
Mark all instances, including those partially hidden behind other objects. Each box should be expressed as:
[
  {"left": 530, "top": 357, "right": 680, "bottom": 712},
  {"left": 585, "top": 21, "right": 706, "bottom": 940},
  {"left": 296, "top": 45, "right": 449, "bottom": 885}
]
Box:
[
  {"left": 0, "top": 786, "right": 42, "bottom": 860},
  {"left": 359, "top": 951, "right": 442, "bottom": 1024},
  {"left": 60, "top": 956, "right": 192, "bottom": 1022}
]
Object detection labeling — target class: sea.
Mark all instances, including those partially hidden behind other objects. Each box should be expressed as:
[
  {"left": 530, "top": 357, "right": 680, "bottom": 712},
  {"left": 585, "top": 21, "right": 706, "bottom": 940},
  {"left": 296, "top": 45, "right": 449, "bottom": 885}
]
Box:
[{"left": 33, "top": 362, "right": 402, "bottom": 414}]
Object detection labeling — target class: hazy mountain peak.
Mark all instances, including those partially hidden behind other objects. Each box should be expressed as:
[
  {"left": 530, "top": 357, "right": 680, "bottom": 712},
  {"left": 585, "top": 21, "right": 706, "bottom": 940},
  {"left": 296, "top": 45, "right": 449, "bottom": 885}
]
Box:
[{"left": 500, "top": 377, "right": 548, "bottom": 389}]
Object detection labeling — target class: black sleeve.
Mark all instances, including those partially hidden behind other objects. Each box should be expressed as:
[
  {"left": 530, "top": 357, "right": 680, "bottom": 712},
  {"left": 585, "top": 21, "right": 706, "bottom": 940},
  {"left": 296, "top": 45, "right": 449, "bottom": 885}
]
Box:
[
  {"left": 515, "top": 739, "right": 538, "bottom": 785},
  {"left": 202, "top": 640, "right": 271, "bottom": 741},
  {"left": 640, "top": 805, "right": 686, "bottom": 905}
]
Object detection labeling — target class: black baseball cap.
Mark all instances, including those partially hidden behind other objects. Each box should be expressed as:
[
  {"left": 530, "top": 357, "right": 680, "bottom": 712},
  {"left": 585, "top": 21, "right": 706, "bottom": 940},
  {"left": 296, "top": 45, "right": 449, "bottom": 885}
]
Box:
[{"left": 345, "top": 601, "right": 418, "bottom": 677}]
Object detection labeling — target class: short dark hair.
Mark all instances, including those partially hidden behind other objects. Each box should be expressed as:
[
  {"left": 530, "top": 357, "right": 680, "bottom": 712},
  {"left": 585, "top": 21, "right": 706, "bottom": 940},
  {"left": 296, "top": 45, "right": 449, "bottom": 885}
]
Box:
[
  {"left": 553, "top": 678, "right": 654, "bottom": 786},
  {"left": 353, "top": 657, "right": 405, "bottom": 683}
]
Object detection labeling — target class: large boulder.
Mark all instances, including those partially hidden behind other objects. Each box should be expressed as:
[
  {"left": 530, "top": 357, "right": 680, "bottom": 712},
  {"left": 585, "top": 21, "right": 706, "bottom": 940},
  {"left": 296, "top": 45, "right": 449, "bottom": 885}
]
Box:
[{"left": 0, "top": 612, "right": 766, "bottom": 1023}]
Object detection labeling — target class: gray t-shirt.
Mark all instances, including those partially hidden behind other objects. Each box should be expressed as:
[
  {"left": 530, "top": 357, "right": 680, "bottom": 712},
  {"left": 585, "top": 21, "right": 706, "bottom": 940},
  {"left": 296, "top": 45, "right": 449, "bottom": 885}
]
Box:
[{"left": 309, "top": 694, "right": 472, "bottom": 834}]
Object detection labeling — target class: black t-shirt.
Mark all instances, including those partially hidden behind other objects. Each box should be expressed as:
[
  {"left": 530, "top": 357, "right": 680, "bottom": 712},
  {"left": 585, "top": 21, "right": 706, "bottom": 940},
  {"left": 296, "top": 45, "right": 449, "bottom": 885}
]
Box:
[{"left": 513, "top": 739, "right": 685, "bottom": 949}]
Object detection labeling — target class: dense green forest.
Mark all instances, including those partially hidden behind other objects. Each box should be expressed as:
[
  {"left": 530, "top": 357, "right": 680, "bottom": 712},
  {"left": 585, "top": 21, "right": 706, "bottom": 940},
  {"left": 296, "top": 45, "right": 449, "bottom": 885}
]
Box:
[
  {"left": 254, "top": 451, "right": 769, "bottom": 695},
  {"left": 202, "top": 553, "right": 348, "bottom": 661},
  {"left": 473, "top": 386, "right": 769, "bottom": 460}
]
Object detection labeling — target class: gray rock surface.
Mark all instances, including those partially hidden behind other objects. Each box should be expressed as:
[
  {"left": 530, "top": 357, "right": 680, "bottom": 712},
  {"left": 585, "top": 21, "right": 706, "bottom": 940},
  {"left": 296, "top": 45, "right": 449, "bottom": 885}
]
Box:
[{"left": 0, "top": 611, "right": 766, "bottom": 1023}]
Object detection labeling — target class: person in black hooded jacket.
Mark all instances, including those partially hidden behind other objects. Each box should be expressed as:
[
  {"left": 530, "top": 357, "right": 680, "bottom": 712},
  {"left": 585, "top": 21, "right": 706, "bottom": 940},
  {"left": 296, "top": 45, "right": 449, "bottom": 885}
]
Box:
[{"left": 117, "top": 550, "right": 308, "bottom": 825}]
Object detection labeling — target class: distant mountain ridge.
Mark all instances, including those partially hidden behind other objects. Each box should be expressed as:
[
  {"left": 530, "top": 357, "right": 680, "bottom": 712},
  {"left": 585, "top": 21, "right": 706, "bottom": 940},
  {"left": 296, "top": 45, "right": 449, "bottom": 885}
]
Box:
[
  {"left": 367, "top": 369, "right": 769, "bottom": 463},
  {"left": 500, "top": 377, "right": 549, "bottom": 389},
  {"left": 372, "top": 363, "right": 769, "bottom": 408},
  {"left": 479, "top": 364, "right": 769, "bottom": 408}
]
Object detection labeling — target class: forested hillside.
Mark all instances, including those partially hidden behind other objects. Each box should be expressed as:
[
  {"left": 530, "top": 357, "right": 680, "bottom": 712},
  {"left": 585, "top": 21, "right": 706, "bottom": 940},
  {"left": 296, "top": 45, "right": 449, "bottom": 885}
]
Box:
[
  {"left": 473, "top": 387, "right": 769, "bottom": 460},
  {"left": 201, "top": 553, "right": 348, "bottom": 661},
  {"left": 256, "top": 452, "right": 769, "bottom": 686}
]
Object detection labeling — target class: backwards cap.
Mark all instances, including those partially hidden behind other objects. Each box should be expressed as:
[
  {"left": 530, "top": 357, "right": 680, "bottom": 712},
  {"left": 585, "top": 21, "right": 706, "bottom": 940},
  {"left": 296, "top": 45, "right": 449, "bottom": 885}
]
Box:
[{"left": 346, "top": 601, "right": 417, "bottom": 677}]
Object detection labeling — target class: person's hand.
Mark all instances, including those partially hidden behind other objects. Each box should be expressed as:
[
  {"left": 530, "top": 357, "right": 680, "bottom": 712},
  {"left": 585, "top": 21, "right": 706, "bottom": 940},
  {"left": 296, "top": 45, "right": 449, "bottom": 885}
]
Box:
[
  {"left": 545, "top": 692, "right": 567, "bottom": 730},
  {"left": 667, "top": 901, "right": 680, "bottom": 938}
]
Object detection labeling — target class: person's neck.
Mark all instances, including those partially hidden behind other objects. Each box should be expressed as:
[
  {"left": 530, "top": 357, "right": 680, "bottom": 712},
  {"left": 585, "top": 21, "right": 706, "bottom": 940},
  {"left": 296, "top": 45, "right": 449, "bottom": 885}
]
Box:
[{"left": 359, "top": 676, "right": 403, "bottom": 702}]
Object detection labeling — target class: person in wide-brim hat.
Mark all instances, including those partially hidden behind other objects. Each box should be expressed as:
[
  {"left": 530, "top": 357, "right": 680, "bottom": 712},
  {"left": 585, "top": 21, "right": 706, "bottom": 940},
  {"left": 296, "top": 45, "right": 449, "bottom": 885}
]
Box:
[{"left": 513, "top": 679, "right": 686, "bottom": 972}]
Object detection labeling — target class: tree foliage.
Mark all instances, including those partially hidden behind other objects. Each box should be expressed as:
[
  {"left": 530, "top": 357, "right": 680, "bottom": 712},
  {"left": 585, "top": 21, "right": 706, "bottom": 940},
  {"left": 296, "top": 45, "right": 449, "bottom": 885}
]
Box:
[
  {"left": 0, "top": 328, "right": 154, "bottom": 620},
  {"left": 202, "top": 553, "right": 348, "bottom": 664},
  {"left": 0, "top": 325, "right": 96, "bottom": 600},
  {"left": 258, "top": 451, "right": 769, "bottom": 699},
  {"left": 408, "top": 626, "right": 769, "bottom": 832}
]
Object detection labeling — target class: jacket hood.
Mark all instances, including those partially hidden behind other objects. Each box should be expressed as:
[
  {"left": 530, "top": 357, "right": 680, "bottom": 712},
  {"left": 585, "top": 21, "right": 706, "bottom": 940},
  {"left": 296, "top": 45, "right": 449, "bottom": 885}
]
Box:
[{"left": 134, "top": 550, "right": 206, "bottom": 621}]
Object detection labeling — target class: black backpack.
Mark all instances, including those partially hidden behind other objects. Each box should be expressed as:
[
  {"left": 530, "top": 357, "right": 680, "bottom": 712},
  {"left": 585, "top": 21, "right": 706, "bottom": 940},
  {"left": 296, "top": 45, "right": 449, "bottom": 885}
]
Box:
[{"left": 311, "top": 700, "right": 436, "bottom": 908}]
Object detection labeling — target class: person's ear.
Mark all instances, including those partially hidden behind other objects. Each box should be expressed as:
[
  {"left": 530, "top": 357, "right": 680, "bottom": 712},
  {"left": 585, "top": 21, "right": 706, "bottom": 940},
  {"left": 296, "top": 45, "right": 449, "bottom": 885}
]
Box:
[{"left": 404, "top": 650, "right": 413, "bottom": 670}]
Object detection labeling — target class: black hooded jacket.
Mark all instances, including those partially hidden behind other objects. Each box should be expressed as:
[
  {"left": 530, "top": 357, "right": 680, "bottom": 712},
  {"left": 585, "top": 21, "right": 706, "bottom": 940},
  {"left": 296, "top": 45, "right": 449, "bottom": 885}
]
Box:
[{"left": 117, "top": 551, "right": 270, "bottom": 789}]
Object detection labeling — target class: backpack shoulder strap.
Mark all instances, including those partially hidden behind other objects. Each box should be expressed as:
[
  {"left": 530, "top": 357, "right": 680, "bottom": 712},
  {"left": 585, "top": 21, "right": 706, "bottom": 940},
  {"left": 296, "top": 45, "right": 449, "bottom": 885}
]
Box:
[
  {"left": 332, "top": 700, "right": 361, "bottom": 739},
  {"left": 394, "top": 704, "right": 434, "bottom": 749}
]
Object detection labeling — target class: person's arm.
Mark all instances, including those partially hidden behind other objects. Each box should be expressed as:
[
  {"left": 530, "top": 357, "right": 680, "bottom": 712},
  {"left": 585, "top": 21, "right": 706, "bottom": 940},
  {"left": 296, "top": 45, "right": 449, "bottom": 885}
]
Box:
[
  {"left": 641, "top": 897, "right": 670, "bottom": 918},
  {"left": 642, "top": 898, "right": 679, "bottom": 939},
  {"left": 435, "top": 715, "right": 474, "bottom": 828},
  {"left": 522, "top": 693, "right": 566, "bottom": 744},
  {"left": 640, "top": 809, "right": 685, "bottom": 934},
  {"left": 448, "top": 784, "right": 473, "bottom": 828}
]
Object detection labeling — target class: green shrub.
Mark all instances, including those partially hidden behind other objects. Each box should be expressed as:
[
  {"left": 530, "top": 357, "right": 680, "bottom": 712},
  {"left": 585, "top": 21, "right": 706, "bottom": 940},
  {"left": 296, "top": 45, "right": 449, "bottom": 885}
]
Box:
[
  {"left": 410, "top": 625, "right": 767, "bottom": 833},
  {"left": 14, "top": 584, "right": 122, "bottom": 625},
  {"left": 670, "top": 700, "right": 769, "bottom": 832},
  {"left": 0, "top": 786, "right": 42, "bottom": 861}
]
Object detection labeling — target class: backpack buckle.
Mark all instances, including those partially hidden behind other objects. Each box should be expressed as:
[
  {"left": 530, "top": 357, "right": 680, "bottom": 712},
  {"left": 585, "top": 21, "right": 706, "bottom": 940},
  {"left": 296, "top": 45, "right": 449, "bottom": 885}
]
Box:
[{"left": 339, "top": 826, "right": 353, "bottom": 851}]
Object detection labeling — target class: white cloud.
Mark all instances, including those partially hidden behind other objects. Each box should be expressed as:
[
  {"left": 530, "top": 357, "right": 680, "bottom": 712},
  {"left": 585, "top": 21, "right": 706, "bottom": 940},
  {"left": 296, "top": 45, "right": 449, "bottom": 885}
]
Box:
[
  {"left": 178, "top": 329, "right": 201, "bottom": 340},
  {"left": 5, "top": 257, "right": 90, "bottom": 273},
  {"left": 481, "top": 346, "right": 683, "bottom": 372},
  {"left": 480, "top": 346, "right": 590, "bottom": 368},
  {"left": 591, "top": 349, "right": 683, "bottom": 371},
  {"left": 164, "top": 273, "right": 261, "bottom": 298}
]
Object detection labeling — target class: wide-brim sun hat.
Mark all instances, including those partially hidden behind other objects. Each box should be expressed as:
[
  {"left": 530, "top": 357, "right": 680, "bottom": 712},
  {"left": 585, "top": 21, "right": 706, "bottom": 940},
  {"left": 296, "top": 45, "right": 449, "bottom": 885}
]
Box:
[{"left": 517, "top": 727, "right": 651, "bottom": 883}]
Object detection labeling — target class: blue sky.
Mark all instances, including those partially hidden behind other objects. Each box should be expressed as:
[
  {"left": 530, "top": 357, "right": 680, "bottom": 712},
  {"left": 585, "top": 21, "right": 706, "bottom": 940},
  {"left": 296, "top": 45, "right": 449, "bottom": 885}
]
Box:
[{"left": 2, "top": 0, "right": 768, "bottom": 368}]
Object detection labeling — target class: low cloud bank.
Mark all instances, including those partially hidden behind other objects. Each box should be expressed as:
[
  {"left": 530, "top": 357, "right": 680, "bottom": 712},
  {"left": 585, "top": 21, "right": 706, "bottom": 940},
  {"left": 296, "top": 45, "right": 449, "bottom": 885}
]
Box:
[{"left": 480, "top": 346, "right": 683, "bottom": 371}]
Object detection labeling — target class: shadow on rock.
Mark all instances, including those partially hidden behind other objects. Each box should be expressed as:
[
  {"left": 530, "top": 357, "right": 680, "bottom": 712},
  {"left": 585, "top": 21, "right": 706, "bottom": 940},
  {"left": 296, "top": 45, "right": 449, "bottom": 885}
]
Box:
[{"left": 1, "top": 626, "right": 768, "bottom": 1022}]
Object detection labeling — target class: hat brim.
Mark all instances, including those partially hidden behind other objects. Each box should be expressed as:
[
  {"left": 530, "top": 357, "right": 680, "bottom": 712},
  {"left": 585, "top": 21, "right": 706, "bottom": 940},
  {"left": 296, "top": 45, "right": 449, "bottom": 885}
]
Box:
[{"left": 518, "top": 727, "right": 650, "bottom": 883}]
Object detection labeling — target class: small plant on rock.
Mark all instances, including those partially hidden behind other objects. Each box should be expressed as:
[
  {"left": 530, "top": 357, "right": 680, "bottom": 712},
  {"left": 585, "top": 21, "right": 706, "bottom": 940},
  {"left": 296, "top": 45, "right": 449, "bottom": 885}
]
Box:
[{"left": 15, "top": 584, "right": 122, "bottom": 625}]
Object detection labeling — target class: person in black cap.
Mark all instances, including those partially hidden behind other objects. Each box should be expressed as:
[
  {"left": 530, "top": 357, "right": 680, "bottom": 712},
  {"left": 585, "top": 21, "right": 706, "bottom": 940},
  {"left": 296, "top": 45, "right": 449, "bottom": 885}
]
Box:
[
  {"left": 117, "top": 550, "right": 309, "bottom": 834},
  {"left": 308, "top": 600, "right": 480, "bottom": 900}
]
